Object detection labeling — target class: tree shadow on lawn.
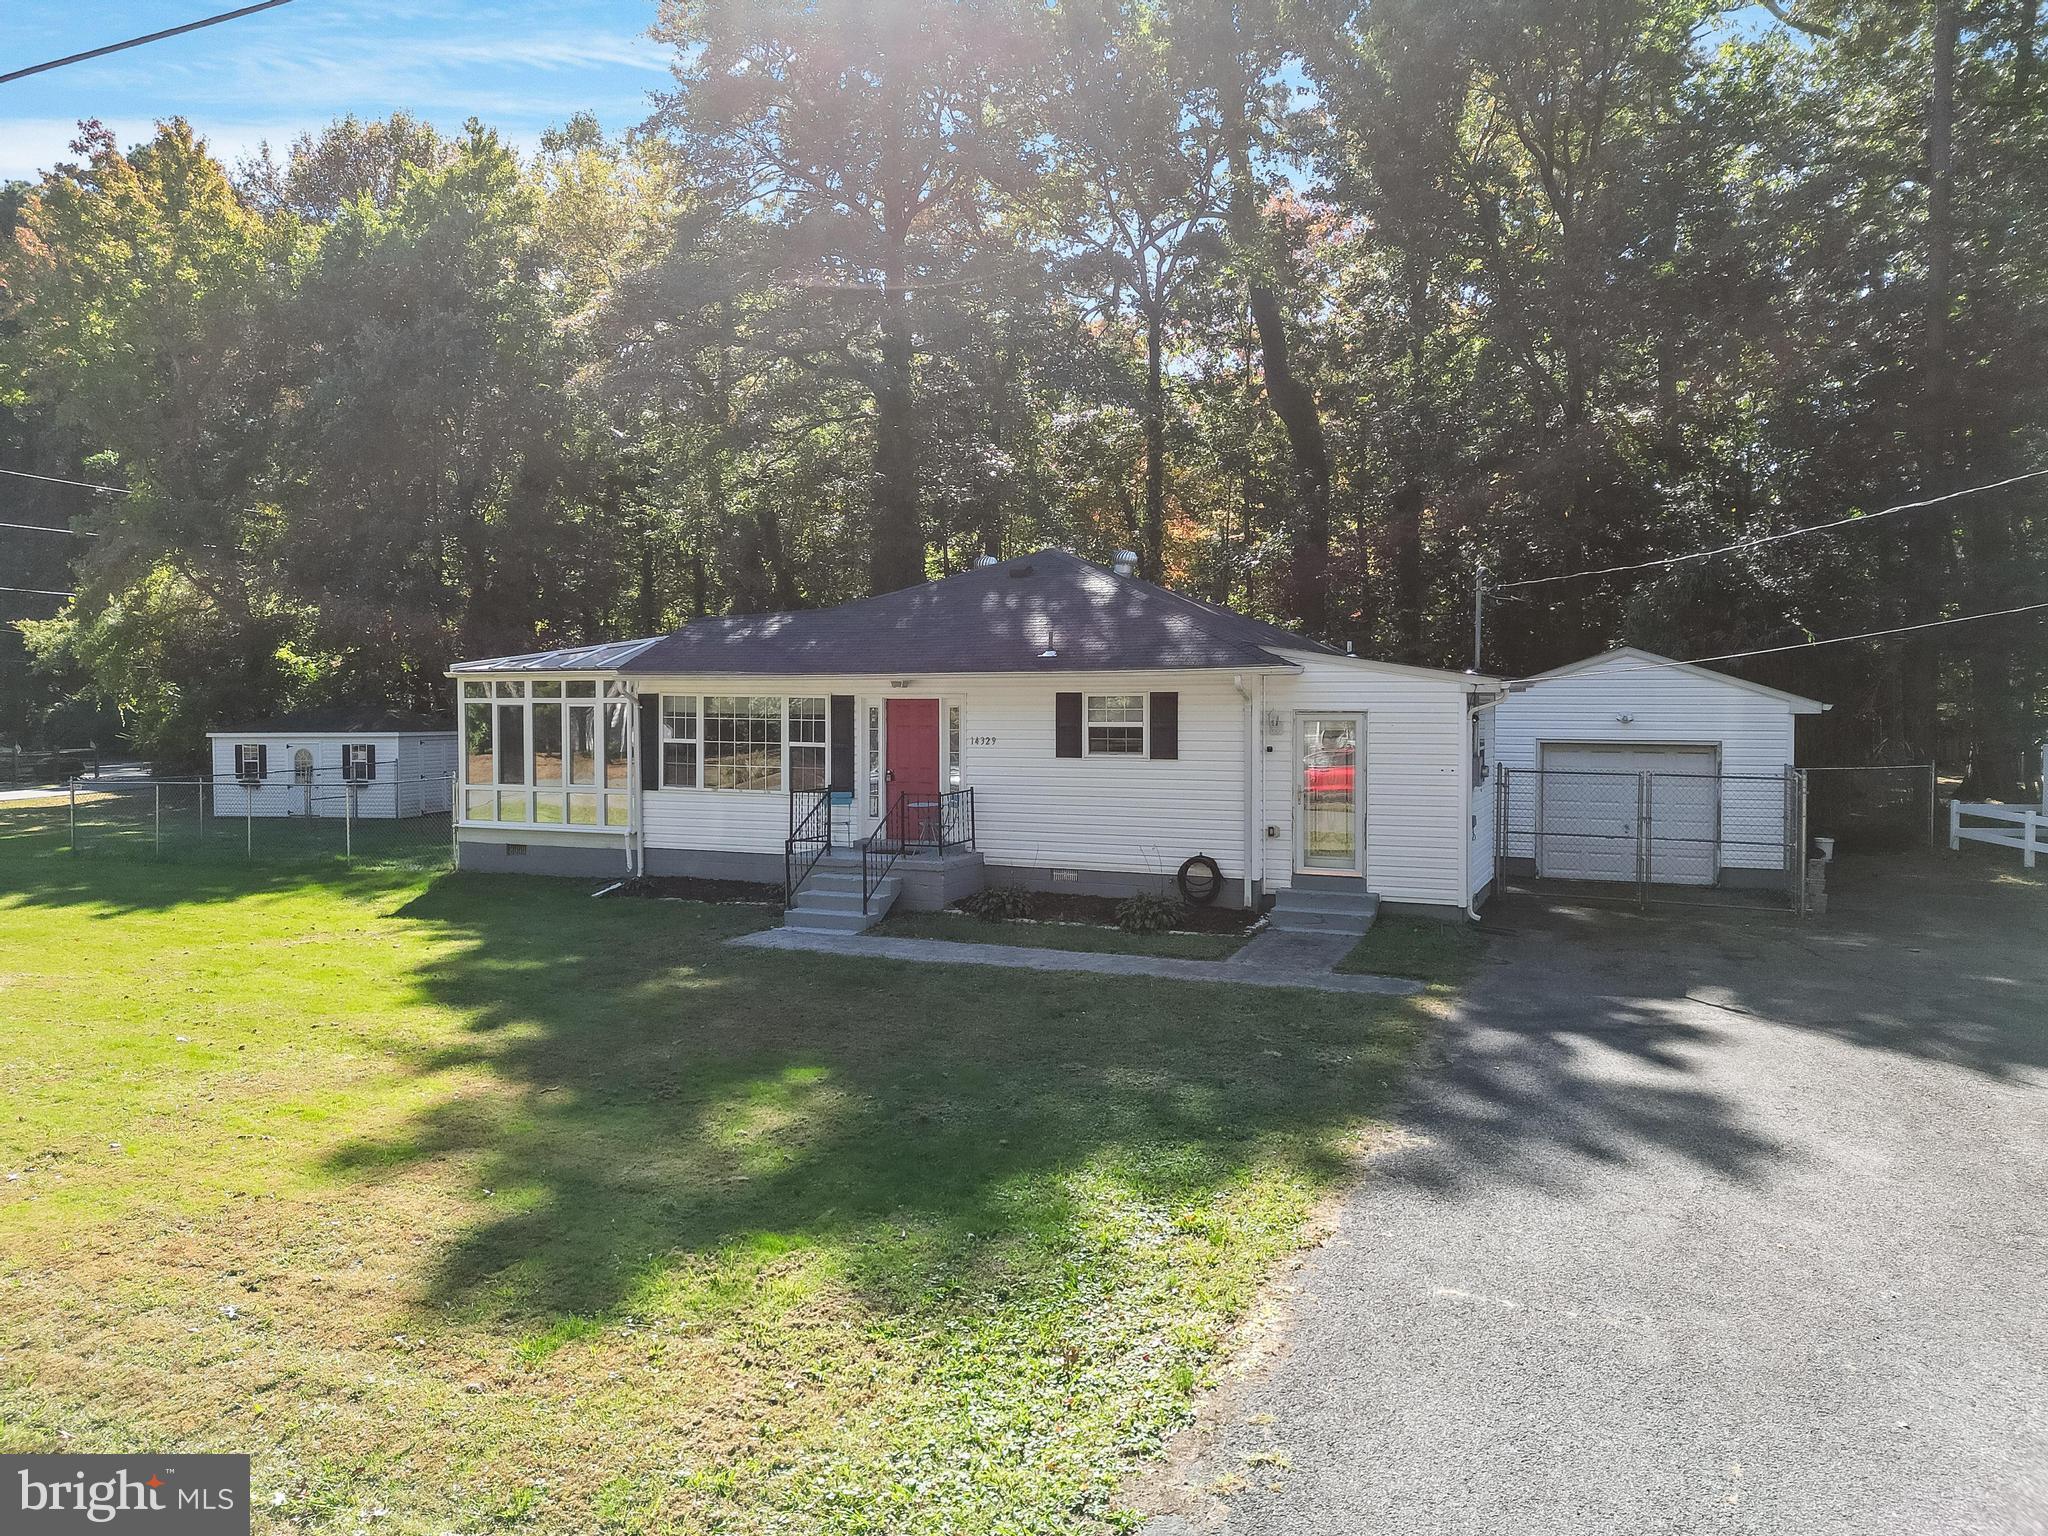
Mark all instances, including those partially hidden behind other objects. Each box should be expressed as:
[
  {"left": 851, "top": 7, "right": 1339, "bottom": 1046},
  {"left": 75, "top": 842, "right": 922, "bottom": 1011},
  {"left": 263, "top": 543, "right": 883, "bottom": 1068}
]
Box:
[
  {"left": 325, "top": 874, "right": 1427, "bottom": 1327},
  {"left": 0, "top": 820, "right": 445, "bottom": 917}
]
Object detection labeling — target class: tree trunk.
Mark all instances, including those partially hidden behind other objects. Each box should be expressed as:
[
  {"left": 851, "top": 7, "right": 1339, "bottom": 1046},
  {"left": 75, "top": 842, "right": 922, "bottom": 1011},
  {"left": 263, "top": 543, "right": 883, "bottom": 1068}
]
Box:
[
  {"left": 1222, "top": 81, "right": 1331, "bottom": 634},
  {"left": 1141, "top": 303, "right": 1166, "bottom": 583},
  {"left": 870, "top": 264, "right": 924, "bottom": 593},
  {"left": 637, "top": 523, "right": 658, "bottom": 636}
]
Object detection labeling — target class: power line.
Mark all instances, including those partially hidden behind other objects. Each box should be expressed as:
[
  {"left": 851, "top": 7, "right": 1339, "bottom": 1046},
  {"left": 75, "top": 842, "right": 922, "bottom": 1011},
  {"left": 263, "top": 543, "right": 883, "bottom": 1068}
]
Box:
[
  {"left": 0, "top": 0, "right": 293, "bottom": 86},
  {"left": 0, "top": 520, "right": 97, "bottom": 536},
  {"left": 0, "top": 585, "right": 76, "bottom": 598},
  {"left": 1494, "top": 468, "right": 2048, "bottom": 593},
  {"left": 1596, "top": 600, "right": 2048, "bottom": 672},
  {"left": 0, "top": 467, "right": 130, "bottom": 495}
]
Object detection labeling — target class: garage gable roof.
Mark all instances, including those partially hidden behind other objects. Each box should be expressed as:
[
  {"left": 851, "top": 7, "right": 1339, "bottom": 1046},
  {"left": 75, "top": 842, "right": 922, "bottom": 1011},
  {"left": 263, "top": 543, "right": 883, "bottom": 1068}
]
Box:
[{"left": 1524, "top": 647, "right": 1829, "bottom": 713}]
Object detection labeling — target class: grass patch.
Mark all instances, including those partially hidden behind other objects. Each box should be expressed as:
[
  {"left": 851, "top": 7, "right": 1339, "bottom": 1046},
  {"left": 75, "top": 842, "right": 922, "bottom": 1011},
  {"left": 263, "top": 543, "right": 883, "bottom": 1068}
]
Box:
[
  {"left": 874, "top": 908, "right": 1248, "bottom": 960},
  {"left": 0, "top": 832, "right": 1432, "bottom": 1533},
  {"left": 1337, "top": 915, "right": 1488, "bottom": 987}
]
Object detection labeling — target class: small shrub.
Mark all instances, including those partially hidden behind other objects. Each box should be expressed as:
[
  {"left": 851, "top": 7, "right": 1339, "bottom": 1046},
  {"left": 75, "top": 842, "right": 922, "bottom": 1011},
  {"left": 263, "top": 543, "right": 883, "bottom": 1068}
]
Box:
[
  {"left": 961, "top": 883, "right": 1035, "bottom": 921},
  {"left": 1115, "top": 891, "right": 1185, "bottom": 934}
]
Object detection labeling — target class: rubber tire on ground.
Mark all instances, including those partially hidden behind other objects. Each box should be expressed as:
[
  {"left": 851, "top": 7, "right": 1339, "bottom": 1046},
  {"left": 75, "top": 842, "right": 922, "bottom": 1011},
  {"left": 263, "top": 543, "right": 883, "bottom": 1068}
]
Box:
[{"left": 1176, "top": 853, "right": 1222, "bottom": 905}]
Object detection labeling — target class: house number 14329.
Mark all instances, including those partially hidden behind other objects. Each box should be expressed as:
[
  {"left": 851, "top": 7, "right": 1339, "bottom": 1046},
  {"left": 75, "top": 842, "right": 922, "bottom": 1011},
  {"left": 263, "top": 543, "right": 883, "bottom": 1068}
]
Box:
[{"left": 969, "top": 735, "right": 997, "bottom": 746}]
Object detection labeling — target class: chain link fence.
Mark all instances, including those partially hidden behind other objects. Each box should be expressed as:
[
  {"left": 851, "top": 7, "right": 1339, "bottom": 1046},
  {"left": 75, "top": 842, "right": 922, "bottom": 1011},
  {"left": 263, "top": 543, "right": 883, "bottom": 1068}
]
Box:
[
  {"left": 1497, "top": 765, "right": 1807, "bottom": 912},
  {"left": 0, "top": 774, "right": 454, "bottom": 870},
  {"left": 1804, "top": 764, "right": 1940, "bottom": 854}
]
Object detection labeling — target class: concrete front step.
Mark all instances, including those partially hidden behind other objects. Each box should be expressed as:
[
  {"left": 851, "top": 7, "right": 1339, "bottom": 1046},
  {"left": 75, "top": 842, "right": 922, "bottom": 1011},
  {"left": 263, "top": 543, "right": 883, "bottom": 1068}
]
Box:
[
  {"left": 1267, "top": 885, "right": 1378, "bottom": 936},
  {"left": 786, "top": 868, "right": 900, "bottom": 933},
  {"left": 1274, "top": 886, "right": 1380, "bottom": 916},
  {"left": 784, "top": 907, "right": 884, "bottom": 935}
]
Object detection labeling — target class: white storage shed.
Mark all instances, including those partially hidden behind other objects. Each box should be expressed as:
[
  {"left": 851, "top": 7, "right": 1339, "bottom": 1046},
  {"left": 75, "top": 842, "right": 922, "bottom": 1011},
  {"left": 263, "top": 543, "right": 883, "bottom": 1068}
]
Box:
[{"left": 207, "top": 710, "right": 457, "bottom": 819}]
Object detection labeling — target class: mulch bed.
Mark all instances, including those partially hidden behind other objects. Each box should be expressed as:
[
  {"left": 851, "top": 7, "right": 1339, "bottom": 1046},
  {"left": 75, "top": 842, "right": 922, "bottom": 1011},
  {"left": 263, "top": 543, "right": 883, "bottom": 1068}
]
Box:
[
  {"left": 611, "top": 875, "right": 784, "bottom": 904},
  {"left": 968, "top": 892, "right": 1256, "bottom": 935}
]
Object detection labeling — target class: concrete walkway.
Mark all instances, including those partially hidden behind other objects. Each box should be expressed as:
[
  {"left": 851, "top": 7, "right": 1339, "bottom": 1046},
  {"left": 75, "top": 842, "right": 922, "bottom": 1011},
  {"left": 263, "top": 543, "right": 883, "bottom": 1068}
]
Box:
[{"left": 728, "top": 926, "right": 1423, "bottom": 996}]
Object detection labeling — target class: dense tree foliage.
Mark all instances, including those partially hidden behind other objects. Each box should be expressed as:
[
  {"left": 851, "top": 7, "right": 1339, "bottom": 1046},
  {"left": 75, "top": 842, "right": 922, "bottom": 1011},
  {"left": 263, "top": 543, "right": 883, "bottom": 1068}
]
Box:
[{"left": 1, "top": 0, "right": 2043, "bottom": 786}]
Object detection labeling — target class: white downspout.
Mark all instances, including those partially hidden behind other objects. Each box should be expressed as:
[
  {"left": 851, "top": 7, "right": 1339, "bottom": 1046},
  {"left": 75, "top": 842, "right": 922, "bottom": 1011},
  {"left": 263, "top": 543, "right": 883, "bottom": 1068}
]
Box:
[
  {"left": 1233, "top": 673, "right": 1256, "bottom": 909},
  {"left": 625, "top": 684, "right": 643, "bottom": 878}
]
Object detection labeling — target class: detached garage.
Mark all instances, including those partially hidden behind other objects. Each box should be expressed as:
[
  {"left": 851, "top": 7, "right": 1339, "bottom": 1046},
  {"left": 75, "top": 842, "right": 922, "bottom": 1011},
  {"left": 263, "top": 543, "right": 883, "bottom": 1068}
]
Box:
[{"left": 1494, "top": 648, "right": 1828, "bottom": 890}]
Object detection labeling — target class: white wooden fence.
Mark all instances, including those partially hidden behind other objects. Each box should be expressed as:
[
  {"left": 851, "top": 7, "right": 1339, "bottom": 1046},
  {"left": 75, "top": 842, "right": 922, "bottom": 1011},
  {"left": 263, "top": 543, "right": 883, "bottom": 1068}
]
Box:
[{"left": 1950, "top": 748, "right": 2048, "bottom": 869}]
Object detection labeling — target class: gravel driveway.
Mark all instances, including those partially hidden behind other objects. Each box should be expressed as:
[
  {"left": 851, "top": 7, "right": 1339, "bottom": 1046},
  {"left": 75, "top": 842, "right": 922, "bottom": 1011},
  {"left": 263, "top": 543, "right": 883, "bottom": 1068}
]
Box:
[{"left": 1143, "top": 852, "right": 2048, "bottom": 1536}]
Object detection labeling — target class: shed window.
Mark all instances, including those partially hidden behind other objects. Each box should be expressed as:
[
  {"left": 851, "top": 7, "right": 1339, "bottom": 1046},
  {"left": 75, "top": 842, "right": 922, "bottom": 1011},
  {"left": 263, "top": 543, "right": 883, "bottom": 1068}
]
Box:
[
  {"left": 234, "top": 744, "right": 264, "bottom": 781},
  {"left": 1085, "top": 694, "right": 1146, "bottom": 756},
  {"left": 343, "top": 743, "right": 375, "bottom": 782}
]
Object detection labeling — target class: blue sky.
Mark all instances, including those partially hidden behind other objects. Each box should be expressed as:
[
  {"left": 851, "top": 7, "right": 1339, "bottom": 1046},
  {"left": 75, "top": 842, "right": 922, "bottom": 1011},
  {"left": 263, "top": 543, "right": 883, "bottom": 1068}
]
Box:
[{"left": 0, "top": 0, "right": 675, "bottom": 182}]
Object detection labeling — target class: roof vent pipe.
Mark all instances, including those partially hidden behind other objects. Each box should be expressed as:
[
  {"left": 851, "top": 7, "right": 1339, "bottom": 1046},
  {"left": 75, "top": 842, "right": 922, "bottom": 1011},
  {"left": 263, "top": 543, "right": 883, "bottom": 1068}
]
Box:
[
  {"left": 1111, "top": 549, "right": 1138, "bottom": 577},
  {"left": 974, "top": 553, "right": 999, "bottom": 568}
]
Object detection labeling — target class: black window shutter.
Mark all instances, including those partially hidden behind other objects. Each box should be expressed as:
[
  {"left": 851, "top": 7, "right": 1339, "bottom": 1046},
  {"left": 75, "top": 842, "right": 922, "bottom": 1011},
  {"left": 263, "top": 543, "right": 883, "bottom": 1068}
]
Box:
[
  {"left": 1149, "top": 692, "right": 1179, "bottom": 760},
  {"left": 257, "top": 744, "right": 268, "bottom": 779},
  {"left": 1055, "top": 692, "right": 1082, "bottom": 757},
  {"left": 830, "top": 695, "right": 855, "bottom": 791},
  {"left": 638, "top": 694, "right": 661, "bottom": 789},
  {"left": 364, "top": 743, "right": 378, "bottom": 780}
]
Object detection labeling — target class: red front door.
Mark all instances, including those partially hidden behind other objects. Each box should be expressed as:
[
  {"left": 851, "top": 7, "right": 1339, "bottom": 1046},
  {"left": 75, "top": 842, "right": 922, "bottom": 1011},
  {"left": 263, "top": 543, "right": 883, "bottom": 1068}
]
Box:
[{"left": 885, "top": 699, "right": 941, "bottom": 834}]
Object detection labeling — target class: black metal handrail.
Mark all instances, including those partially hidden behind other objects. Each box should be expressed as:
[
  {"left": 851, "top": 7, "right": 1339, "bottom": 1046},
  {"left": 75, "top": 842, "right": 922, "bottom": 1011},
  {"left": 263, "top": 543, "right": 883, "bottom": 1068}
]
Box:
[
  {"left": 859, "top": 787, "right": 977, "bottom": 912},
  {"left": 861, "top": 790, "right": 909, "bottom": 913},
  {"left": 783, "top": 786, "right": 832, "bottom": 907},
  {"left": 930, "top": 786, "right": 975, "bottom": 854}
]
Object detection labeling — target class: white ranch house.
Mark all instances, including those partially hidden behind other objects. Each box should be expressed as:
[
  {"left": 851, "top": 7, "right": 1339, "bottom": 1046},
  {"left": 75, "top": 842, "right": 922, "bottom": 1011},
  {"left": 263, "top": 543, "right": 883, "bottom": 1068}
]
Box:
[
  {"left": 1494, "top": 647, "right": 1828, "bottom": 889},
  {"left": 449, "top": 550, "right": 1505, "bottom": 932},
  {"left": 208, "top": 711, "right": 456, "bottom": 818}
]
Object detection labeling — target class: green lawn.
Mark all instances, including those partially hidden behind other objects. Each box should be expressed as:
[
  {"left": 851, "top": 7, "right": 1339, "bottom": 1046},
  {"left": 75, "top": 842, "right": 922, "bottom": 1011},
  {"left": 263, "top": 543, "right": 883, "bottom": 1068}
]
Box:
[
  {"left": 0, "top": 819, "right": 1433, "bottom": 1534},
  {"left": 1337, "top": 915, "right": 1489, "bottom": 987},
  {"left": 873, "top": 909, "right": 1248, "bottom": 960}
]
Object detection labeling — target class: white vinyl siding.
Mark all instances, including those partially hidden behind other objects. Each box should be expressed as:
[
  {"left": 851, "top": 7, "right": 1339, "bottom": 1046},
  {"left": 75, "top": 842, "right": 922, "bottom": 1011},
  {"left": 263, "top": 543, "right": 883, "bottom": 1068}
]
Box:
[
  {"left": 640, "top": 671, "right": 1252, "bottom": 884},
  {"left": 1494, "top": 653, "right": 1801, "bottom": 872},
  {"left": 1262, "top": 652, "right": 1474, "bottom": 907}
]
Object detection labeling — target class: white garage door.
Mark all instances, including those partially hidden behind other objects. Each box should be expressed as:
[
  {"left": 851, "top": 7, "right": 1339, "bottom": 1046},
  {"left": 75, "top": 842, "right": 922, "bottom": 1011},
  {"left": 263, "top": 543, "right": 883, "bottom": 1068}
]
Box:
[{"left": 1537, "top": 744, "right": 1720, "bottom": 885}]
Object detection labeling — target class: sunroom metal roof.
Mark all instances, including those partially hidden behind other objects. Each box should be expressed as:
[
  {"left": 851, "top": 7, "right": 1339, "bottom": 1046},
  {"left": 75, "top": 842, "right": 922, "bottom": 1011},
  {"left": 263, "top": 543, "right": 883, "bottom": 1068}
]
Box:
[{"left": 449, "top": 636, "right": 663, "bottom": 674}]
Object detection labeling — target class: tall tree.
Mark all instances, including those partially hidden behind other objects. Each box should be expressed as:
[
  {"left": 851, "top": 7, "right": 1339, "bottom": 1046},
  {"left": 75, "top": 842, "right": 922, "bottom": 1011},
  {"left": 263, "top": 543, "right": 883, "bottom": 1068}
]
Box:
[
  {"left": 2, "top": 120, "right": 295, "bottom": 758},
  {"left": 1038, "top": 0, "right": 1229, "bottom": 580},
  {"left": 650, "top": 0, "right": 1028, "bottom": 593}
]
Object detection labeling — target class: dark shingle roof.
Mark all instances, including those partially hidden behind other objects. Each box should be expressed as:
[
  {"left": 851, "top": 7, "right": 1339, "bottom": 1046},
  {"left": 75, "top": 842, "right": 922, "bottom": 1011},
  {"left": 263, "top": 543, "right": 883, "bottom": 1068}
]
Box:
[
  {"left": 210, "top": 708, "right": 448, "bottom": 735},
  {"left": 599, "top": 551, "right": 1334, "bottom": 676}
]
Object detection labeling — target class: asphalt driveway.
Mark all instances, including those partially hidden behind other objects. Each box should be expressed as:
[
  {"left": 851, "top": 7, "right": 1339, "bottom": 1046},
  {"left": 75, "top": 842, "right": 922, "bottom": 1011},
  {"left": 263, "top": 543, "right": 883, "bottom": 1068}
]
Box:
[{"left": 1143, "top": 852, "right": 2048, "bottom": 1536}]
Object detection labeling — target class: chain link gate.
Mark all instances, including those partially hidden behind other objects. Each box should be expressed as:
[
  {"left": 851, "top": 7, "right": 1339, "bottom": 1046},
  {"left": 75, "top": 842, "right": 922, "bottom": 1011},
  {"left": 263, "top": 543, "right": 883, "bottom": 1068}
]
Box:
[{"left": 1497, "top": 764, "right": 1808, "bottom": 913}]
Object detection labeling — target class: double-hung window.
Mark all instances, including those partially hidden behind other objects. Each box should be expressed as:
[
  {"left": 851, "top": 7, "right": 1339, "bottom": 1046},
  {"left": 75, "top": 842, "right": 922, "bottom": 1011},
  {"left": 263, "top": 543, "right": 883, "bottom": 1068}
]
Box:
[
  {"left": 1085, "top": 694, "right": 1146, "bottom": 756},
  {"left": 661, "top": 696, "right": 699, "bottom": 788},
  {"left": 703, "top": 696, "right": 782, "bottom": 791},
  {"left": 789, "top": 698, "right": 828, "bottom": 792},
  {"left": 343, "top": 743, "right": 374, "bottom": 782},
  {"left": 234, "top": 743, "right": 264, "bottom": 782}
]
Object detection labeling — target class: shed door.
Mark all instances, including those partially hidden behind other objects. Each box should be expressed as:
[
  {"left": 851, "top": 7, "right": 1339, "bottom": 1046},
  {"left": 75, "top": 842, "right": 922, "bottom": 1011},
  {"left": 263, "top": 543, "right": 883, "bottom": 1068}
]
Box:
[{"left": 1537, "top": 744, "right": 1719, "bottom": 885}]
